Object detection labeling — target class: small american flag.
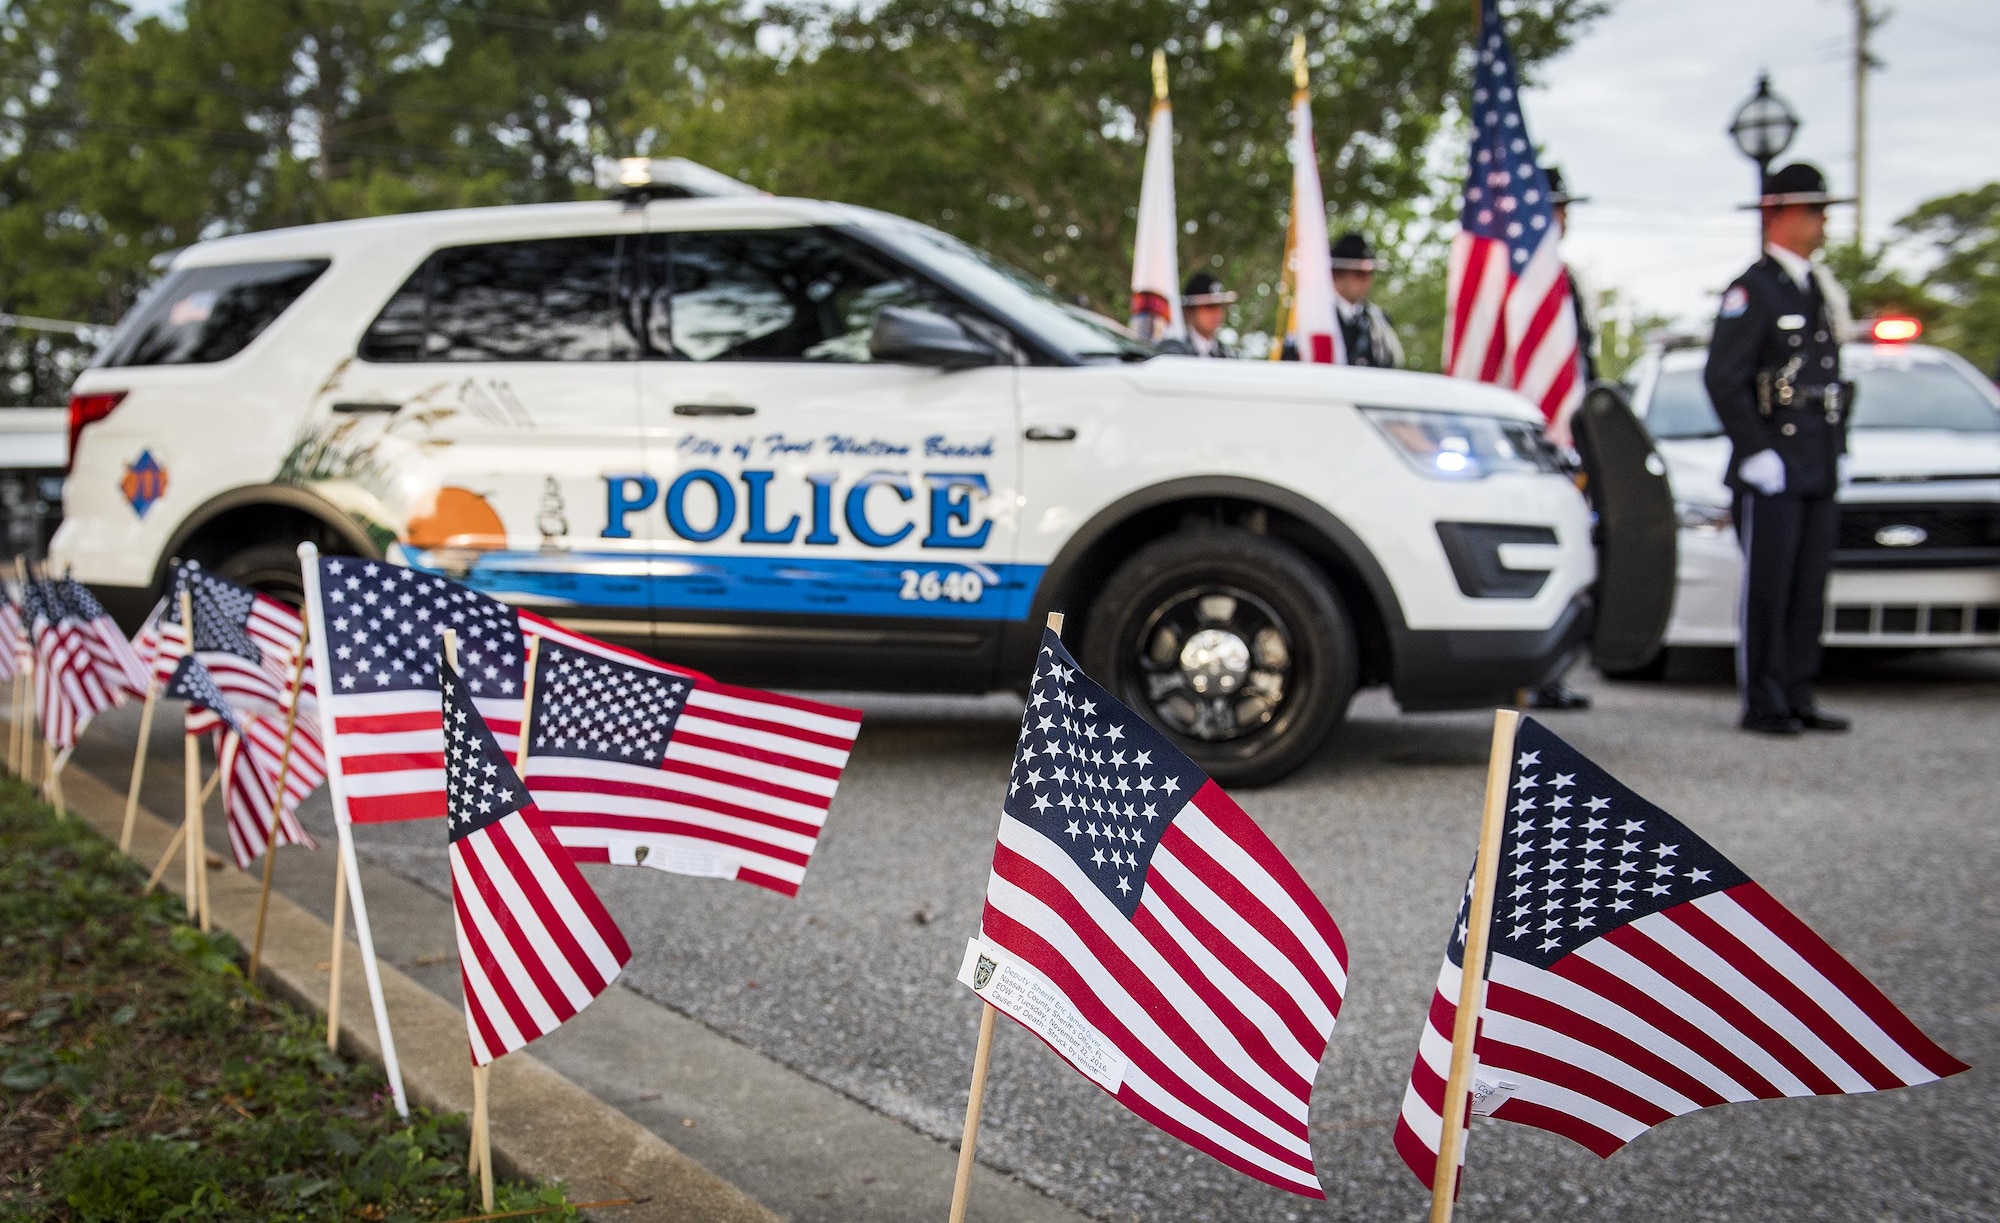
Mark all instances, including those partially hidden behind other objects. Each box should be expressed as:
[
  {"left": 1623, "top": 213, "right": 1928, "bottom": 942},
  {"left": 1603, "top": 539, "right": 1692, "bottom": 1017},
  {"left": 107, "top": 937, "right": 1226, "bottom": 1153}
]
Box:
[
  {"left": 1444, "top": 0, "right": 1582, "bottom": 432},
  {"left": 0, "top": 595, "right": 22, "bottom": 682},
  {"left": 524, "top": 638, "right": 860, "bottom": 898},
  {"left": 137, "top": 561, "right": 315, "bottom": 717},
  {"left": 163, "top": 651, "right": 242, "bottom": 735},
  {"left": 963, "top": 630, "right": 1346, "bottom": 1198},
  {"left": 58, "top": 577, "right": 151, "bottom": 701},
  {"left": 26, "top": 579, "right": 121, "bottom": 750},
  {"left": 443, "top": 647, "right": 630, "bottom": 1065},
  {"left": 1393, "top": 717, "right": 1967, "bottom": 1189},
  {"left": 218, "top": 713, "right": 323, "bottom": 869}
]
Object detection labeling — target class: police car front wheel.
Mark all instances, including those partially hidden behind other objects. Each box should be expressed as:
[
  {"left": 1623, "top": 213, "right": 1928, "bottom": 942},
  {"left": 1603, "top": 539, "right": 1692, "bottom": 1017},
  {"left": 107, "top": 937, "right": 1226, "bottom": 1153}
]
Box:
[{"left": 1079, "top": 529, "right": 1356, "bottom": 788}]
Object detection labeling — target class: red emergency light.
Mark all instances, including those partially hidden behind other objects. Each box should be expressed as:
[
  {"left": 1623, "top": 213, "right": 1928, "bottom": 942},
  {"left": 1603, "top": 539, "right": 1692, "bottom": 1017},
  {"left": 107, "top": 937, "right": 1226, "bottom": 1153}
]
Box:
[{"left": 1870, "top": 316, "right": 1921, "bottom": 343}]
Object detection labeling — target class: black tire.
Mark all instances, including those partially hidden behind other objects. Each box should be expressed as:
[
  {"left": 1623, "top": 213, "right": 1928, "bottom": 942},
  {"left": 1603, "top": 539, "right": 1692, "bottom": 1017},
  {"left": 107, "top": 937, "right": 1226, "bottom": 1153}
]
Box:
[
  {"left": 212, "top": 541, "right": 313, "bottom": 609},
  {"left": 1078, "top": 528, "right": 1356, "bottom": 788}
]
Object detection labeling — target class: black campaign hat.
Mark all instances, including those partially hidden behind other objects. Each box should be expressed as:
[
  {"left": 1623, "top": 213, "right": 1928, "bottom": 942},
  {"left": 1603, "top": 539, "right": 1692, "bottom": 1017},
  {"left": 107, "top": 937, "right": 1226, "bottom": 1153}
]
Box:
[
  {"left": 1545, "top": 167, "right": 1589, "bottom": 206},
  {"left": 1328, "top": 232, "right": 1379, "bottom": 272},
  {"left": 1741, "top": 161, "right": 1854, "bottom": 210},
  {"left": 1181, "top": 271, "right": 1238, "bottom": 306}
]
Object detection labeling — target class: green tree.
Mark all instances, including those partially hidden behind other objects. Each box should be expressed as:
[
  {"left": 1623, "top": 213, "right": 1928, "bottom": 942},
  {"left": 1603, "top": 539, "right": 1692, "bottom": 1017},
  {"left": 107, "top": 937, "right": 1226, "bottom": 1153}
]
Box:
[
  {"left": 656, "top": 0, "right": 1605, "bottom": 335},
  {"left": 1894, "top": 183, "right": 2000, "bottom": 376}
]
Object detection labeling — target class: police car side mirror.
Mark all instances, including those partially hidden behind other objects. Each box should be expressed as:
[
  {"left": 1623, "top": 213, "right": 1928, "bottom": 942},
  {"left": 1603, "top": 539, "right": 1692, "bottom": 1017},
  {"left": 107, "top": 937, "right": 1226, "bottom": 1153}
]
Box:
[{"left": 869, "top": 306, "right": 1002, "bottom": 370}]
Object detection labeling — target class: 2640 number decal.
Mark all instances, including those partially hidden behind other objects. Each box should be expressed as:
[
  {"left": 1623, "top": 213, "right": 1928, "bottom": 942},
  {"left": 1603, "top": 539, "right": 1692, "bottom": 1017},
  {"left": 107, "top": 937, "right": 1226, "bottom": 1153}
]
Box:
[{"left": 899, "top": 569, "right": 985, "bottom": 603}]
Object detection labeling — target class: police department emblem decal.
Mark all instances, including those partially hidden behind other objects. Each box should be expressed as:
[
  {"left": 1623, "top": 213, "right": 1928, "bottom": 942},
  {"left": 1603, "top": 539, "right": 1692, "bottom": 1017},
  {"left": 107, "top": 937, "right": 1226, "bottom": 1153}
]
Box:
[
  {"left": 120, "top": 450, "right": 168, "bottom": 518},
  {"left": 1719, "top": 286, "right": 1749, "bottom": 319},
  {"left": 973, "top": 954, "right": 998, "bottom": 990}
]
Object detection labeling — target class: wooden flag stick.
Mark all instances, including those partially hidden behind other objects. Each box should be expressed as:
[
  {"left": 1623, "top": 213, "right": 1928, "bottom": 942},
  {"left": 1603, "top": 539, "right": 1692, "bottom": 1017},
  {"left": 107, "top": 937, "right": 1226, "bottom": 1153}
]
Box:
[
  {"left": 250, "top": 628, "right": 311, "bottom": 981},
  {"left": 947, "top": 610, "right": 1065, "bottom": 1223},
  {"left": 8, "top": 670, "right": 20, "bottom": 775},
  {"left": 472, "top": 1060, "right": 494, "bottom": 1211},
  {"left": 326, "top": 846, "right": 347, "bottom": 1051},
  {"left": 1427, "top": 708, "right": 1520, "bottom": 1223},
  {"left": 514, "top": 636, "right": 540, "bottom": 772},
  {"left": 145, "top": 820, "right": 187, "bottom": 891},
  {"left": 182, "top": 707, "right": 201, "bottom": 924},
  {"left": 120, "top": 682, "right": 160, "bottom": 853},
  {"left": 42, "top": 740, "right": 65, "bottom": 818}
]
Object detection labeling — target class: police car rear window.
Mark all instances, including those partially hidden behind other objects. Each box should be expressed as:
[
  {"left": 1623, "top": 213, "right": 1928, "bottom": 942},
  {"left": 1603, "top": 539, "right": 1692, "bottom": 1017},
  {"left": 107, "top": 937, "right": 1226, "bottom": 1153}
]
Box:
[{"left": 95, "top": 259, "right": 329, "bottom": 368}]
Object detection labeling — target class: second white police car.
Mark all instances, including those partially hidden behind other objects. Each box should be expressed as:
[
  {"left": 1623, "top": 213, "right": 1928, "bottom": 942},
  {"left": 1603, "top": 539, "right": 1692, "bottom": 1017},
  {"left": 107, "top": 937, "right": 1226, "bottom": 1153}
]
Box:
[{"left": 54, "top": 160, "right": 1634, "bottom": 784}]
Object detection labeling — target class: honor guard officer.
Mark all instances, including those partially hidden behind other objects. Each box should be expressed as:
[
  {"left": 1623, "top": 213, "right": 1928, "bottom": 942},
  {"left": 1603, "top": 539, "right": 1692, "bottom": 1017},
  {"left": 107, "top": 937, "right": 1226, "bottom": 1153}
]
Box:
[
  {"left": 1181, "top": 272, "right": 1238, "bottom": 358},
  {"left": 1546, "top": 168, "right": 1598, "bottom": 385},
  {"left": 1329, "top": 233, "right": 1403, "bottom": 369},
  {"left": 1704, "top": 162, "right": 1855, "bottom": 736}
]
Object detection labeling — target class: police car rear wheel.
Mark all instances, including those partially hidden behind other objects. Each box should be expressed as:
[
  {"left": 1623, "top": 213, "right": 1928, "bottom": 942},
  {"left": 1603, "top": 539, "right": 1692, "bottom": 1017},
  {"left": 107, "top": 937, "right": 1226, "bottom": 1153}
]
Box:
[{"left": 1080, "top": 529, "right": 1355, "bottom": 788}]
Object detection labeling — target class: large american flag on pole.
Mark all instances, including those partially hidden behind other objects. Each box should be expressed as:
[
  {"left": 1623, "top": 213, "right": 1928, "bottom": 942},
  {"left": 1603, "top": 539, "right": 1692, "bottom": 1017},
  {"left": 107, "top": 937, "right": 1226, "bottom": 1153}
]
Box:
[
  {"left": 443, "top": 648, "right": 629, "bottom": 1066},
  {"left": 523, "top": 638, "right": 860, "bottom": 898},
  {"left": 1393, "top": 716, "right": 1967, "bottom": 1189},
  {"left": 1444, "top": 0, "right": 1582, "bottom": 432},
  {"left": 960, "top": 629, "right": 1346, "bottom": 1198}
]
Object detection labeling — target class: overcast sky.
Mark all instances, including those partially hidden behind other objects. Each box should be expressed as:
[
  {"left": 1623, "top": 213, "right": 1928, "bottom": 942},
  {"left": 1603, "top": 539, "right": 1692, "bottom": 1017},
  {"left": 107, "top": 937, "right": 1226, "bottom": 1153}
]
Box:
[{"left": 1523, "top": 0, "right": 2000, "bottom": 326}]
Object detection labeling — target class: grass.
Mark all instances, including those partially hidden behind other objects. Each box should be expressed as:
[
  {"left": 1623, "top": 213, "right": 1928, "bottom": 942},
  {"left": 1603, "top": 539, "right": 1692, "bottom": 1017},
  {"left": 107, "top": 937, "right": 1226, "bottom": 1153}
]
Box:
[{"left": 0, "top": 776, "right": 577, "bottom": 1222}]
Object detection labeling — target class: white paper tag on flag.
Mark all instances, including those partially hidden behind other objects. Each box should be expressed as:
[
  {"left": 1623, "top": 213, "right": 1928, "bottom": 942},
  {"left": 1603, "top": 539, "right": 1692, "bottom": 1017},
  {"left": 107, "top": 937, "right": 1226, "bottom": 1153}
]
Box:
[
  {"left": 1470, "top": 1074, "right": 1520, "bottom": 1116},
  {"left": 958, "top": 938, "right": 1127, "bottom": 1093}
]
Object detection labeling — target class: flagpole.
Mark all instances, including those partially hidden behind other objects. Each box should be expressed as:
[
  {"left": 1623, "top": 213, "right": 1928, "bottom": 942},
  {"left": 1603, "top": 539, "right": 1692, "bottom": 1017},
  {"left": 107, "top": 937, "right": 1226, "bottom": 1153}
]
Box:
[
  {"left": 180, "top": 588, "right": 201, "bottom": 926},
  {"left": 120, "top": 682, "right": 158, "bottom": 853},
  {"left": 1428, "top": 707, "right": 1519, "bottom": 1223},
  {"left": 297, "top": 542, "right": 409, "bottom": 1117},
  {"left": 326, "top": 848, "right": 347, "bottom": 1052},
  {"left": 1269, "top": 34, "right": 1311, "bottom": 360},
  {"left": 947, "top": 610, "right": 1066, "bottom": 1223},
  {"left": 443, "top": 627, "right": 497, "bottom": 1212},
  {"left": 250, "top": 628, "right": 311, "bottom": 981}
]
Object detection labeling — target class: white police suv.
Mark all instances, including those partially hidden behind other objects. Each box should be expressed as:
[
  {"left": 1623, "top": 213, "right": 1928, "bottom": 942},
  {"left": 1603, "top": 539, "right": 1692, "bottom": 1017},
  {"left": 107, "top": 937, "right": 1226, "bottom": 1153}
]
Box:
[
  {"left": 53, "top": 161, "right": 1621, "bottom": 784},
  {"left": 1626, "top": 323, "right": 2000, "bottom": 663}
]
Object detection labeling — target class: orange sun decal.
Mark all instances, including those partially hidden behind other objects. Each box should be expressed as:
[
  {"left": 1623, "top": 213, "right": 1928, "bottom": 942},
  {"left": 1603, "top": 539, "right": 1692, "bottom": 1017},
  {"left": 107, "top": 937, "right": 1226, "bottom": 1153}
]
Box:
[{"left": 407, "top": 486, "right": 508, "bottom": 551}]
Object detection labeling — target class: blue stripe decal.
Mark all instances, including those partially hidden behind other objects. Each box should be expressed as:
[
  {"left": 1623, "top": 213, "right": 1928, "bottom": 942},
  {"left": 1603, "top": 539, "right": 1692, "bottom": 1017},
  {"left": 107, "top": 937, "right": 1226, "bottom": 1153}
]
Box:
[{"left": 405, "top": 550, "right": 1045, "bottom": 621}]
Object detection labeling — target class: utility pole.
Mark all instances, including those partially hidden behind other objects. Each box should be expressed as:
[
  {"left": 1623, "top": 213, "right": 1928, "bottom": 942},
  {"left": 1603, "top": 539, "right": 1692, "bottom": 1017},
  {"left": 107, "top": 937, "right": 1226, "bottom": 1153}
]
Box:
[{"left": 1852, "top": 0, "right": 1887, "bottom": 248}]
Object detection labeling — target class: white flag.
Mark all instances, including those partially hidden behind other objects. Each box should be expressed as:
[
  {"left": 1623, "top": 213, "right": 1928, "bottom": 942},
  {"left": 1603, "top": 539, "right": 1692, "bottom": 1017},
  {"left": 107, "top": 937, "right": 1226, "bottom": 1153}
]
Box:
[
  {"left": 1129, "top": 90, "right": 1183, "bottom": 344},
  {"left": 1286, "top": 92, "right": 1344, "bottom": 364}
]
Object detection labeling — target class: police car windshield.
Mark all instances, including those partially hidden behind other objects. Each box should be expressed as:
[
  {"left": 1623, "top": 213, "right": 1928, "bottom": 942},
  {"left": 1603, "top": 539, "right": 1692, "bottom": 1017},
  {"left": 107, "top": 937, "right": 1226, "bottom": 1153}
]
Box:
[
  {"left": 863, "top": 223, "right": 1155, "bottom": 362},
  {"left": 1647, "top": 355, "right": 2000, "bottom": 440}
]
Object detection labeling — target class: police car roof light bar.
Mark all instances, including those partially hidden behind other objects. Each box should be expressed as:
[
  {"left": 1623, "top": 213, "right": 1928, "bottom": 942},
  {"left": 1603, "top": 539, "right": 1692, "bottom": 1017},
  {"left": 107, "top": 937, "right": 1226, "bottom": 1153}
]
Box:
[{"left": 599, "top": 156, "right": 763, "bottom": 203}]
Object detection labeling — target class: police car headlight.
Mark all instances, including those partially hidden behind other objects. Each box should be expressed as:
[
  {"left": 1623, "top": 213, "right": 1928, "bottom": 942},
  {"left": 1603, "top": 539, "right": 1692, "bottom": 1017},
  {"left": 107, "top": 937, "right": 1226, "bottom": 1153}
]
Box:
[{"left": 1361, "top": 408, "right": 1563, "bottom": 480}]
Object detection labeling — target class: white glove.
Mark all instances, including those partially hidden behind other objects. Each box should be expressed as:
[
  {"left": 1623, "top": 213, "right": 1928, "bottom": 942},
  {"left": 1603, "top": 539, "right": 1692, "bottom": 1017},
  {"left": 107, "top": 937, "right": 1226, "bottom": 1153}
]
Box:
[
  {"left": 1837, "top": 454, "right": 1852, "bottom": 486},
  {"left": 1739, "top": 449, "right": 1785, "bottom": 495}
]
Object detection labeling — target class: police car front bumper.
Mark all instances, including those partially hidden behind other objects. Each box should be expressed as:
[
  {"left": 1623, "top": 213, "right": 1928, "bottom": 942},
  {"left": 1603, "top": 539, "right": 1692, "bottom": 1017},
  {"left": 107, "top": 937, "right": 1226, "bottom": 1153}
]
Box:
[{"left": 1388, "top": 590, "right": 1593, "bottom": 711}]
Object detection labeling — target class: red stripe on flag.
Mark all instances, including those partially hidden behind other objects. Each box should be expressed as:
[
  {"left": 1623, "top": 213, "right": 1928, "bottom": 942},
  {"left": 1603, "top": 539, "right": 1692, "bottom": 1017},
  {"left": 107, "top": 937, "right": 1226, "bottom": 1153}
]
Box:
[
  {"left": 1189, "top": 785, "right": 1347, "bottom": 978},
  {"left": 1550, "top": 952, "right": 1780, "bottom": 1099},
  {"left": 1140, "top": 871, "right": 1325, "bottom": 1065},
  {"left": 733, "top": 867, "right": 801, "bottom": 898},
  {"left": 1607, "top": 923, "right": 1842, "bottom": 1097},
  {"left": 670, "top": 726, "right": 844, "bottom": 782},
  {"left": 1487, "top": 979, "right": 1727, "bottom": 1109},
  {"left": 1486, "top": 1096, "right": 1627, "bottom": 1159},
  {"left": 453, "top": 872, "right": 545, "bottom": 1045},
  {"left": 1725, "top": 883, "right": 1969, "bottom": 1080},
  {"left": 531, "top": 775, "right": 821, "bottom": 841},
  {"left": 1663, "top": 901, "right": 1902, "bottom": 1092},
  {"left": 348, "top": 791, "right": 445, "bottom": 824},
  {"left": 989, "top": 845, "right": 1312, "bottom": 1147},
  {"left": 542, "top": 810, "right": 812, "bottom": 868},
  {"left": 487, "top": 820, "right": 610, "bottom": 1002},
  {"left": 1116, "top": 1084, "right": 1326, "bottom": 1200}
]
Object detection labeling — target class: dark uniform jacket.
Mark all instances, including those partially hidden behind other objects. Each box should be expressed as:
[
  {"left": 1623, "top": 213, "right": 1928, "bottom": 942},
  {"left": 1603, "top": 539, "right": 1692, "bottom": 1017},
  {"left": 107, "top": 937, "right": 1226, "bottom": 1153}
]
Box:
[{"left": 1702, "top": 256, "right": 1850, "bottom": 499}]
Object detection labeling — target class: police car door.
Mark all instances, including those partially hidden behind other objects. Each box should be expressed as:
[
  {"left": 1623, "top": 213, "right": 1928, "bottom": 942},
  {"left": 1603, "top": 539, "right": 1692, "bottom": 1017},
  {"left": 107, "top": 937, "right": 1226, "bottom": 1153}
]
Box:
[
  {"left": 332, "top": 222, "right": 651, "bottom": 651},
  {"left": 629, "top": 223, "right": 1021, "bottom": 688}
]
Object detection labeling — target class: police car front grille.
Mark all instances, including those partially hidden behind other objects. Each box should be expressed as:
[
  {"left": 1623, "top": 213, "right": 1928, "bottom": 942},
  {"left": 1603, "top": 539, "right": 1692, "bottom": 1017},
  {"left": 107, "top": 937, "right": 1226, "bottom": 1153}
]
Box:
[
  {"left": 1834, "top": 503, "right": 2000, "bottom": 569},
  {"left": 1826, "top": 602, "right": 2000, "bottom": 641}
]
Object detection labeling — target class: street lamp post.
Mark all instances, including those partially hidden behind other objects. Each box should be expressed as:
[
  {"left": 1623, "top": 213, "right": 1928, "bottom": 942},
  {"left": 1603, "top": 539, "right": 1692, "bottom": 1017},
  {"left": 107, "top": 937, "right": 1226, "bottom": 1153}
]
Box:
[{"left": 1728, "top": 73, "right": 1801, "bottom": 251}]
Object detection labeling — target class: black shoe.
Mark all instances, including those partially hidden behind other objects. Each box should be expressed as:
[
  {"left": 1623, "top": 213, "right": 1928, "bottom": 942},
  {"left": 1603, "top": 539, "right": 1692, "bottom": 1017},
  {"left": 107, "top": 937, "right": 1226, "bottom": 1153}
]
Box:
[
  {"left": 1793, "top": 708, "right": 1851, "bottom": 732},
  {"left": 1524, "top": 682, "right": 1592, "bottom": 710},
  {"left": 1741, "top": 712, "right": 1804, "bottom": 735}
]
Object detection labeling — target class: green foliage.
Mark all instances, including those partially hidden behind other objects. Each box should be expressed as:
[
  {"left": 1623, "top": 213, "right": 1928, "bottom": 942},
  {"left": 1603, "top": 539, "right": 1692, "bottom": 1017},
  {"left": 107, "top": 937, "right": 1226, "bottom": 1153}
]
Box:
[
  {"left": 0, "top": 0, "right": 1608, "bottom": 396},
  {"left": 0, "top": 778, "right": 575, "bottom": 1221}
]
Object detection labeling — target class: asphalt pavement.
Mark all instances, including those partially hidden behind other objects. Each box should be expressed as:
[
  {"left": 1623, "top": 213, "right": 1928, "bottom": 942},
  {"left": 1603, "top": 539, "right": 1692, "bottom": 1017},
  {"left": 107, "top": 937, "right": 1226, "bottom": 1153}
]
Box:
[{"left": 66, "top": 648, "right": 1998, "bottom": 1222}]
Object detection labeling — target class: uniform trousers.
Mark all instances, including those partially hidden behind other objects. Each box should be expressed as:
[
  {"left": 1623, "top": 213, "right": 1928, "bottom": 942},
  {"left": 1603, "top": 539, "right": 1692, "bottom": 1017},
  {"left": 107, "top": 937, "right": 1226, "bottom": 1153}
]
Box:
[{"left": 1733, "top": 489, "right": 1839, "bottom": 719}]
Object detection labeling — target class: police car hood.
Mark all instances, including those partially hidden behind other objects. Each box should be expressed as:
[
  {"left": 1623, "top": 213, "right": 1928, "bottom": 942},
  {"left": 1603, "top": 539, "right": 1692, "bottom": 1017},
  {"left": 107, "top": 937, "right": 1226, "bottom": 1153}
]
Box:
[{"left": 1122, "top": 356, "right": 1546, "bottom": 422}]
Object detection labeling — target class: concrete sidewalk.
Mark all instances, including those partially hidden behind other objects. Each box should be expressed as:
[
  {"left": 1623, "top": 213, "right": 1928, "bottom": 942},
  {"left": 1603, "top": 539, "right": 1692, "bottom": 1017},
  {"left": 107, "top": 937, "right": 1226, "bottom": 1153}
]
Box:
[{"left": 30, "top": 707, "right": 1088, "bottom": 1223}]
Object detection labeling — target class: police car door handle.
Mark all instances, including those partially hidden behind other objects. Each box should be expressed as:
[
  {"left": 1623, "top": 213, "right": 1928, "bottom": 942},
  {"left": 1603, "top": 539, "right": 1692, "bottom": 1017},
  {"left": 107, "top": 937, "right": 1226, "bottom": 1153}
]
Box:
[
  {"left": 1025, "top": 425, "right": 1076, "bottom": 442},
  {"left": 330, "top": 400, "right": 402, "bottom": 414},
  {"left": 673, "top": 402, "right": 757, "bottom": 417}
]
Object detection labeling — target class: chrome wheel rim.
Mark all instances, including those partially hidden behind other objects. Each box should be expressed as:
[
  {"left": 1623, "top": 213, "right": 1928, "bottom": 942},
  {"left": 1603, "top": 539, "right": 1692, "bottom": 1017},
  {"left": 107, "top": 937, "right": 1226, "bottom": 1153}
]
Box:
[{"left": 1132, "top": 586, "right": 1295, "bottom": 743}]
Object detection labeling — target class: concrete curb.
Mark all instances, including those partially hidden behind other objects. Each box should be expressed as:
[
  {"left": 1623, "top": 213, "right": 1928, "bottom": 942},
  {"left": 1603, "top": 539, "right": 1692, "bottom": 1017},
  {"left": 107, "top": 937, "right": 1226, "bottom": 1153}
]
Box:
[{"left": 48, "top": 757, "right": 780, "bottom": 1223}]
